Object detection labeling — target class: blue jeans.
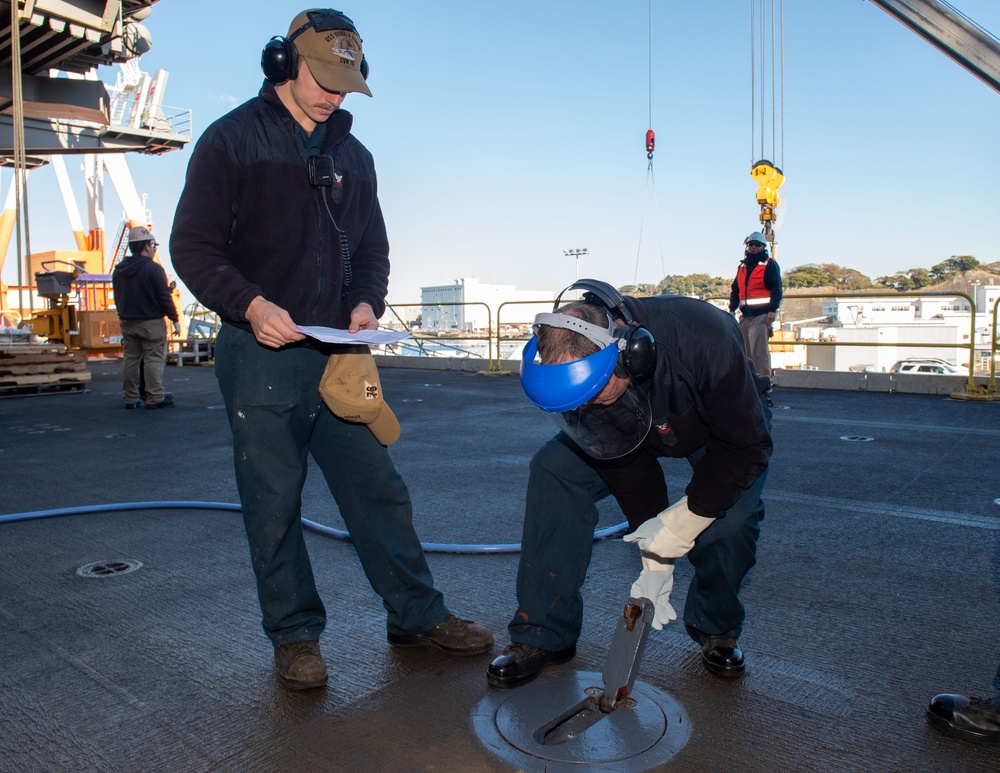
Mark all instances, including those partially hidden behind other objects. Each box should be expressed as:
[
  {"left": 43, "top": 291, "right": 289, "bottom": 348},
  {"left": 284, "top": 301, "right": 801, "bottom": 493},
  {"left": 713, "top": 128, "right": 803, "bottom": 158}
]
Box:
[
  {"left": 508, "top": 408, "right": 769, "bottom": 650},
  {"left": 214, "top": 324, "right": 447, "bottom": 645}
]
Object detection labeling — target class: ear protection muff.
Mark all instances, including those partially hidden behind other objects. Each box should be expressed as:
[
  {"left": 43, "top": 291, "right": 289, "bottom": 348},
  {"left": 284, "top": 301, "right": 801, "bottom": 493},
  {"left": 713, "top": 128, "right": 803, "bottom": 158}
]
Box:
[
  {"left": 554, "top": 278, "right": 657, "bottom": 381},
  {"left": 261, "top": 9, "right": 370, "bottom": 85}
]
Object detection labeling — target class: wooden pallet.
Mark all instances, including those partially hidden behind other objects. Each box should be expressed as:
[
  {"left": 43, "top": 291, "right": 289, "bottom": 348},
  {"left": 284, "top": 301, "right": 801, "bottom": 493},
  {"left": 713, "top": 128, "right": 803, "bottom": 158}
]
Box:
[
  {"left": 0, "top": 342, "right": 91, "bottom": 397},
  {"left": 0, "top": 379, "right": 88, "bottom": 398}
]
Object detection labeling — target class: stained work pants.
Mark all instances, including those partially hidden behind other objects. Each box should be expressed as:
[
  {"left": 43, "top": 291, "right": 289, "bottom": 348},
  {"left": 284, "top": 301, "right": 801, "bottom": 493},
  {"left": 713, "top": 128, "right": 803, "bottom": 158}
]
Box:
[{"left": 214, "top": 324, "right": 448, "bottom": 645}]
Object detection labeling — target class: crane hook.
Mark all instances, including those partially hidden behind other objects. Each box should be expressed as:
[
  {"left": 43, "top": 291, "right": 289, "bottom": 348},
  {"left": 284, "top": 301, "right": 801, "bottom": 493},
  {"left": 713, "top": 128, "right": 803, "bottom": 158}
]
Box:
[{"left": 645, "top": 129, "right": 655, "bottom": 160}]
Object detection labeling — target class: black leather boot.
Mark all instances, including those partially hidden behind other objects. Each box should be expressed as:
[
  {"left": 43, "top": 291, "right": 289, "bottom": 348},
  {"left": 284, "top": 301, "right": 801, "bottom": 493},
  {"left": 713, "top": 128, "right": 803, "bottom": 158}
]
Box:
[
  {"left": 927, "top": 692, "right": 1000, "bottom": 743},
  {"left": 686, "top": 624, "right": 745, "bottom": 677},
  {"left": 487, "top": 642, "right": 576, "bottom": 688}
]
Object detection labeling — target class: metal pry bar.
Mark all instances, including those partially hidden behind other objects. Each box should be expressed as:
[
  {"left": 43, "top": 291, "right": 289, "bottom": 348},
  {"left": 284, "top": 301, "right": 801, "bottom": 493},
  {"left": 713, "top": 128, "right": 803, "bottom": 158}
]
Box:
[{"left": 599, "top": 597, "right": 655, "bottom": 713}]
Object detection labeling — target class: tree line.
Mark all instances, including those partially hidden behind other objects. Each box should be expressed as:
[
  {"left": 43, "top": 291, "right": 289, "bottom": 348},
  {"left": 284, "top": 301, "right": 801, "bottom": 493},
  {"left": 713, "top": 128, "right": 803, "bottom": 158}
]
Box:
[{"left": 621, "top": 255, "right": 996, "bottom": 298}]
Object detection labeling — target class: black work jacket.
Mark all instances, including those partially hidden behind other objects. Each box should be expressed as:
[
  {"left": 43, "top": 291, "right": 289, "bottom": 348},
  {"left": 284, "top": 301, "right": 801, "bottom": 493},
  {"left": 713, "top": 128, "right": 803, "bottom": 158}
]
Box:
[
  {"left": 112, "top": 253, "right": 178, "bottom": 322},
  {"left": 594, "top": 295, "right": 772, "bottom": 522},
  {"left": 170, "top": 81, "right": 390, "bottom": 332}
]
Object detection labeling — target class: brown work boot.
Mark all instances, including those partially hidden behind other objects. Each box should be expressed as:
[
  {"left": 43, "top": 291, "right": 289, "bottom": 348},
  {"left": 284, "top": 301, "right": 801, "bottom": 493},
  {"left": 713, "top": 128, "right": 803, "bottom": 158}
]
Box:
[
  {"left": 274, "top": 640, "right": 327, "bottom": 690},
  {"left": 387, "top": 614, "right": 494, "bottom": 655}
]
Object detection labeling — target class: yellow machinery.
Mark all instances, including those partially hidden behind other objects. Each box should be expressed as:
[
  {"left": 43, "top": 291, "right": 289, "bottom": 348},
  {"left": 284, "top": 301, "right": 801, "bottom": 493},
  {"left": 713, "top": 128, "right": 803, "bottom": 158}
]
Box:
[
  {"left": 22, "top": 257, "right": 121, "bottom": 353},
  {"left": 25, "top": 261, "right": 81, "bottom": 348}
]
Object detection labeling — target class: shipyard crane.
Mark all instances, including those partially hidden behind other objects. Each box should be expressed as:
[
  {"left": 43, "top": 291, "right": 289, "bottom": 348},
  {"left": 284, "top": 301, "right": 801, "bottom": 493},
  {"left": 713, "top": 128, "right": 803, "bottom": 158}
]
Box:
[
  {"left": 748, "top": 0, "right": 785, "bottom": 252},
  {"left": 746, "top": 0, "right": 998, "bottom": 254},
  {"left": 1, "top": 0, "right": 191, "bottom": 352}
]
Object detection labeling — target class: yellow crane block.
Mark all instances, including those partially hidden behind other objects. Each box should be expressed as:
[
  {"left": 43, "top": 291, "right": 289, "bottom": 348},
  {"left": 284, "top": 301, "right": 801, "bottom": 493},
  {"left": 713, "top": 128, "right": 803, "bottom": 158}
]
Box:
[{"left": 750, "top": 159, "right": 784, "bottom": 233}]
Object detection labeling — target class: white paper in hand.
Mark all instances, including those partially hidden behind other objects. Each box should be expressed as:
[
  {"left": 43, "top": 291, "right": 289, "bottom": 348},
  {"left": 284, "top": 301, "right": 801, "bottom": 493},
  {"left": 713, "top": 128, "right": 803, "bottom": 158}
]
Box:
[{"left": 298, "top": 326, "right": 411, "bottom": 345}]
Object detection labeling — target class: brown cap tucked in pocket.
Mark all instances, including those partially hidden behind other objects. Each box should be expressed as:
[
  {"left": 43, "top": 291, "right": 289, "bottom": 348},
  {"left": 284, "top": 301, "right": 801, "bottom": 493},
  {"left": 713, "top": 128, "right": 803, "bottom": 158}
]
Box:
[{"left": 319, "top": 350, "right": 400, "bottom": 445}]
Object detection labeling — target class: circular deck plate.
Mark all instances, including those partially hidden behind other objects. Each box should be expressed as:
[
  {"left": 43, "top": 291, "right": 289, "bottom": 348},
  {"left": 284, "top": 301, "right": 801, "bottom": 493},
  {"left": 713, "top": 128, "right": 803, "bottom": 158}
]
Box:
[{"left": 473, "top": 670, "right": 690, "bottom": 772}]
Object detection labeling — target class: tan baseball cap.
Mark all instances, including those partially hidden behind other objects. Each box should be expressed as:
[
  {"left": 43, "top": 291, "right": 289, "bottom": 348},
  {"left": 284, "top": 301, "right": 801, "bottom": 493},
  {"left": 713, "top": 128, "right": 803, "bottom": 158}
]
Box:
[
  {"left": 319, "top": 349, "right": 399, "bottom": 444},
  {"left": 289, "top": 9, "right": 372, "bottom": 97}
]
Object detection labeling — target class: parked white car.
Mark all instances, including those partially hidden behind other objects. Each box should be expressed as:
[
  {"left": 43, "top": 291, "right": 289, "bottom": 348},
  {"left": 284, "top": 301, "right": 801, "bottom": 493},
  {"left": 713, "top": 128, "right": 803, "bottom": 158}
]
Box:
[{"left": 890, "top": 359, "right": 965, "bottom": 375}]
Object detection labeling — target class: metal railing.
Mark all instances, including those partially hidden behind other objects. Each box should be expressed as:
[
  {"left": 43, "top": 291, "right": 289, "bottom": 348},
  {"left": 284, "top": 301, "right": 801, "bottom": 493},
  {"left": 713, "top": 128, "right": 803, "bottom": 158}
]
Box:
[
  {"left": 180, "top": 290, "right": 1000, "bottom": 398},
  {"left": 986, "top": 295, "right": 1000, "bottom": 395},
  {"left": 382, "top": 302, "right": 495, "bottom": 364},
  {"left": 713, "top": 290, "right": 996, "bottom": 396}
]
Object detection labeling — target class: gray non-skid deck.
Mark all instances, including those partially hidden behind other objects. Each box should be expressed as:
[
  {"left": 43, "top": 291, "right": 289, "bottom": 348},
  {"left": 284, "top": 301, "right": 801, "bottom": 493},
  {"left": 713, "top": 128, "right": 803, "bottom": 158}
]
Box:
[{"left": 2, "top": 358, "right": 999, "bottom": 772}]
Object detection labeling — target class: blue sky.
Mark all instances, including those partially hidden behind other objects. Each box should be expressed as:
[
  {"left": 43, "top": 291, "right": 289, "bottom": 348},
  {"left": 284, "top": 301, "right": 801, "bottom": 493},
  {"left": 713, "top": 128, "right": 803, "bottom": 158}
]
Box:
[{"left": 3, "top": 0, "right": 999, "bottom": 307}]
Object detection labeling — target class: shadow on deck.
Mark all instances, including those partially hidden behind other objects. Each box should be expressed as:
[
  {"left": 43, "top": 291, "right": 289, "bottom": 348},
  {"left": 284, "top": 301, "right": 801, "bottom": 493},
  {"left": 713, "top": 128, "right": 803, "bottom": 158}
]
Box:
[{"left": 2, "top": 359, "right": 999, "bottom": 771}]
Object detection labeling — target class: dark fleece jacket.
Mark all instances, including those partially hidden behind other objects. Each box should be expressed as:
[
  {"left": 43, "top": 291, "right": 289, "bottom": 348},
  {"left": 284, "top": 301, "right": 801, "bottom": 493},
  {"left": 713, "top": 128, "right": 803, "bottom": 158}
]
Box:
[
  {"left": 592, "top": 295, "right": 772, "bottom": 523},
  {"left": 169, "top": 81, "right": 390, "bottom": 333}
]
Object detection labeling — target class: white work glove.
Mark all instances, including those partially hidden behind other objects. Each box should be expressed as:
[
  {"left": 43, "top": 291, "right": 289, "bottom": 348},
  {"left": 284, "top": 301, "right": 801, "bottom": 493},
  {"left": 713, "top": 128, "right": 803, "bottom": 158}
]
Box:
[
  {"left": 630, "top": 553, "right": 677, "bottom": 630},
  {"left": 172, "top": 322, "right": 182, "bottom": 337},
  {"left": 623, "top": 496, "right": 715, "bottom": 560}
]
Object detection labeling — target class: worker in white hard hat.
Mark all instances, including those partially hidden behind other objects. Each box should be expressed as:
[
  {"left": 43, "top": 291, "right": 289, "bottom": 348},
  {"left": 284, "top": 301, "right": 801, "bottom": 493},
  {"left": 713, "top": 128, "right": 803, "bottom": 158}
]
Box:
[
  {"left": 729, "top": 232, "right": 782, "bottom": 406},
  {"left": 112, "top": 225, "right": 180, "bottom": 409}
]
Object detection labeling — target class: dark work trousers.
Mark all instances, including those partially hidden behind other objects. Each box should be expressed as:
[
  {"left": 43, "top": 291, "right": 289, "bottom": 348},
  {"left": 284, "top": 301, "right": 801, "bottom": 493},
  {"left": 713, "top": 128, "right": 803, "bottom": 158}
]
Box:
[
  {"left": 508, "top": 401, "right": 770, "bottom": 651},
  {"left": 214, "top": 324, "right": 448, "bottom": 646}
]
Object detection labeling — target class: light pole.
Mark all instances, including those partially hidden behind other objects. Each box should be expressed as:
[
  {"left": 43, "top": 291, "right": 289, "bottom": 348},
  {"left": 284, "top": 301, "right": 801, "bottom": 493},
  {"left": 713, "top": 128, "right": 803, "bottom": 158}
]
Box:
[{"left": 564, "top": 248, "right": 588, "bottom": 281}]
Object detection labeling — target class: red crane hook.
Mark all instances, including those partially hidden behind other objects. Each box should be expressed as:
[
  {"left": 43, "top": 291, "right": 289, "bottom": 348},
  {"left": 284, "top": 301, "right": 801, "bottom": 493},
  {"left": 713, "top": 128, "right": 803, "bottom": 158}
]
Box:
[{"left": 645, "top": 129, "right": 655, "bottom": 159}]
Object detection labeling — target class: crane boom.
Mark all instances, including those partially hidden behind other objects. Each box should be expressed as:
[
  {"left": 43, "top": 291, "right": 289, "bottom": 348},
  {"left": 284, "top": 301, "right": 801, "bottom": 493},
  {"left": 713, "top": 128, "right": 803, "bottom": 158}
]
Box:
[{"left": 867, "top": 0, "right": 1000, "bottom": 94}]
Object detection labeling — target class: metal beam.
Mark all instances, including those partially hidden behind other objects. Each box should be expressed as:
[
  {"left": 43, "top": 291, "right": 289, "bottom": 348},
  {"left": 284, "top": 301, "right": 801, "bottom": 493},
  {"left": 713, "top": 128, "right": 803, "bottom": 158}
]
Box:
[
  {"left": 0, "top": 116, "right": 188, "bottom": 156},
  {"left": 867, "top": 0, "right": 1000, "bottom": 95},
  {"left": 0, "top": 68, "right": 110, "bottom": 124}
]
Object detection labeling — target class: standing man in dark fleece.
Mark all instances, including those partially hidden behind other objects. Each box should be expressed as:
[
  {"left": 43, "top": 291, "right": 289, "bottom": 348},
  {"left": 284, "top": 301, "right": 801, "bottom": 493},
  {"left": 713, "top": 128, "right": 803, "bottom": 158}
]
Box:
[
  {"left": 487, "top": 280, "right": 771, "bottom": 688},
  {"left": 171, "top": 8, "right": 492, "bottom": 691},
  {"left": 112, "top": 225, "right": 180, "bottom": 409}
]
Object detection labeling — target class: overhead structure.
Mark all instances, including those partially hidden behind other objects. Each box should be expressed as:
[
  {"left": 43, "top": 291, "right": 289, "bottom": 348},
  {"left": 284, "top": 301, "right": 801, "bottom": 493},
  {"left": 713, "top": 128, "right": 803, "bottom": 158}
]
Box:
[
  {"left": 1, "top": 1, "right": 190, "bottom": 157},
  {"left": 1, "top": 0, "right": 189, "bottom": 351},
  {"left": 866, "top": 0, "right": 1000, "bottom": 95},
  {"left": 748, "top": 0, "right": 785, "bottom": 250}
]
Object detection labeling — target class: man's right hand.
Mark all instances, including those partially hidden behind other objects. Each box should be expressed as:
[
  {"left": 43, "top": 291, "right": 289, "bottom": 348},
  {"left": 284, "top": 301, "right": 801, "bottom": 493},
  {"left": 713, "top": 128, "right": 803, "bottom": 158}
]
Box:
[
  {"left": 623, "top": 497, "right": 714, "bottom": 560},
  {"left": 245, "top": 296, "right": 306, "bottom": 349}
]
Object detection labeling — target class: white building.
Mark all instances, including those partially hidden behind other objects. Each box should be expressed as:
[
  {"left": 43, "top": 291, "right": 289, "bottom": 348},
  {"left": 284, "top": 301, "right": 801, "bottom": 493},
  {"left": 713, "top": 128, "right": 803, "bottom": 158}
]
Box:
[
  {"left": 420, "top": 278, "right": 556, "bottom": 332},
  {"left": 809, "top": 283, "right": 1000, "bottom": 372}
]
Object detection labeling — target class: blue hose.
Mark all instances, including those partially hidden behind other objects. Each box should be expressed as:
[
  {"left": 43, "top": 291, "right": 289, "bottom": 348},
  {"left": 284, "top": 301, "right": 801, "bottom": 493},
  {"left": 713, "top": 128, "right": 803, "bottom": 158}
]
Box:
[{"left": 0, "top": 501, "right": 628, "bottom": 554}]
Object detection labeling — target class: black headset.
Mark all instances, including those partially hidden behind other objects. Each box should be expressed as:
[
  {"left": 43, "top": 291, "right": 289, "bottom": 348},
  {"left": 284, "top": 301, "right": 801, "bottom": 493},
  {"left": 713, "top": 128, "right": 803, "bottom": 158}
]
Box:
[
  {"left": 554, "top": 278, "right": 657, "bottom": 381},
  {"left": 261, "top": 9, "right": 369, "bottom": 85}
]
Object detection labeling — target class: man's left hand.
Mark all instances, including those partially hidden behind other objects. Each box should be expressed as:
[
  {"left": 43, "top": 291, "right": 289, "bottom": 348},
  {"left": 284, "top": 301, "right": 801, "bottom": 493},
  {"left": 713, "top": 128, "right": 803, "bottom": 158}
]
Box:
[
  {"left": 348, "top": 303, "right": 378, "bottom": 333},
  {"left": 630, "top": 559, "right": 677, "bottom": 630}
]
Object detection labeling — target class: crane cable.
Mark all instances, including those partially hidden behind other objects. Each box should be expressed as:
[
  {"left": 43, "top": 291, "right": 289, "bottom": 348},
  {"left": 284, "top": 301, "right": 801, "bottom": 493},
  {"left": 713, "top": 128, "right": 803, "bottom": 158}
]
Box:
[
  {"left": 632, "top": 0, "right": 666, "bottom": 289},
  {"left": 749, "top": 0, "right": 785, "bottom": 253},
  {"left": 10, "top": 2, "right": 33, "bottom": 319}
]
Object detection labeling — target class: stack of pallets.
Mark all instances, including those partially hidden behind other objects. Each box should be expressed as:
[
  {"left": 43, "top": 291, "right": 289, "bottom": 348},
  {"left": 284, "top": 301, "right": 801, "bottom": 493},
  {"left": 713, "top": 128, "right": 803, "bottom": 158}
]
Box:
[{"left": 0, "top": 341, "right": 91, "bottom": 398}]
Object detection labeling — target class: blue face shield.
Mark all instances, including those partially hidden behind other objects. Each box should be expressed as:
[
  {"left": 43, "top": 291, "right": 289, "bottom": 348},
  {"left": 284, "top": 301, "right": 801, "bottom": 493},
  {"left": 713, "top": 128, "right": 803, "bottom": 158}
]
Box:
[
  {"left": 519, "top": 335, "right": 652, "bottom": 459},
  {"left": 519, "top": 336, "right": 619, "bottom": 413}
]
